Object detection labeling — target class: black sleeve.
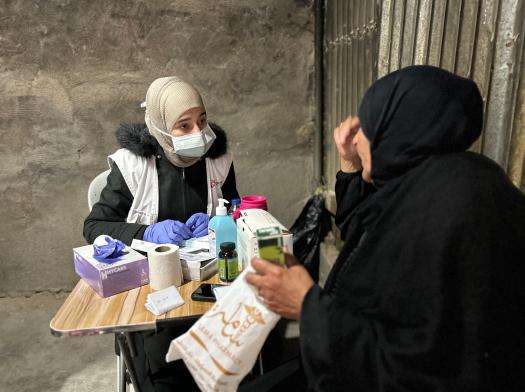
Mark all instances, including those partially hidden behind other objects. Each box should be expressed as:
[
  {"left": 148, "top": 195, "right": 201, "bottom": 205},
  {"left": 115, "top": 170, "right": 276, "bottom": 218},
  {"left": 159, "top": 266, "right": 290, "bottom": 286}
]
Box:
[
  {"left": 83, "top": 162, "right": 148, "bottom": 245},
  {"left": 334, "top": 171, "right": 375, "bottom": 238},
  {"left": 220, "top": 163, "right": 240, "bottom": 202}
]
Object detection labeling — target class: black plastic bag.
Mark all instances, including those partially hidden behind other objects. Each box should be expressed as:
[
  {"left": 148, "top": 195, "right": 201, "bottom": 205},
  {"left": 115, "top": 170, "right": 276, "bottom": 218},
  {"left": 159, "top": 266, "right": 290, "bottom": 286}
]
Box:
[{"left": 290, "top": 193, "right": 332, "bottom": 282}]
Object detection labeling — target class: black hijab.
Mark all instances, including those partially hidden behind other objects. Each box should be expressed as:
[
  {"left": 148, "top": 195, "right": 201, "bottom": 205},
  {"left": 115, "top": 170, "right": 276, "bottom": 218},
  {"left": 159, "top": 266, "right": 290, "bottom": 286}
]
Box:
[
  {"left": 329, "top": 65, "right": 483, "bottom": 284},
  {"left": 358, "top": 65, "right": 483, "bottom": 188},
  {"left": 334, "top": 66, "right": 485, "bottom": 281}
]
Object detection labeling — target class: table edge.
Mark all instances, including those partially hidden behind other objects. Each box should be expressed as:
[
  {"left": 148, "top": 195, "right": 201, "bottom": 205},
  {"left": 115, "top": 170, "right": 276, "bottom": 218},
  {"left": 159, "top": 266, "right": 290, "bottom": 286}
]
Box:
[{"left": 50, "top": 312, "right": 205, "bottom": 337}]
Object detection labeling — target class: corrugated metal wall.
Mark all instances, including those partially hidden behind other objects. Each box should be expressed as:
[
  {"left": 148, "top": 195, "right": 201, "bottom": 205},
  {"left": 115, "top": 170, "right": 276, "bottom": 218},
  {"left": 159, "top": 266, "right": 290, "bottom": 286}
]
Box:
[
  {"left": 379, "top": 0, "right": 525, "bottom": 184},
  {"left": 323, "top": 0, "right": 381, "bottom": 193},
  {"left": 323, "top": 0, "right": 525, "bottom": 194}
]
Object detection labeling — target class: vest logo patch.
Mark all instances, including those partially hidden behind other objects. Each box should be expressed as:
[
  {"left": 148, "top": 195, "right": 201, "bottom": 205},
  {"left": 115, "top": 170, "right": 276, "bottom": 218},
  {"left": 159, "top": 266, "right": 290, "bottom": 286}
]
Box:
[{"left": 210, "top": 179, "right": 220, "bottom": 189}]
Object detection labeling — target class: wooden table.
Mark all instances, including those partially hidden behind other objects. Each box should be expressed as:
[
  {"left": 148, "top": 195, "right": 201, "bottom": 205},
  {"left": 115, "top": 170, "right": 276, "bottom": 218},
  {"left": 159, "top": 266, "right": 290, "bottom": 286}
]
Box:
[
  {"left": 50, "top": 276, "right": 220, "bottom": 392},
  {"left": 50, "top": 275, "right": 219, "bottom": 336}
]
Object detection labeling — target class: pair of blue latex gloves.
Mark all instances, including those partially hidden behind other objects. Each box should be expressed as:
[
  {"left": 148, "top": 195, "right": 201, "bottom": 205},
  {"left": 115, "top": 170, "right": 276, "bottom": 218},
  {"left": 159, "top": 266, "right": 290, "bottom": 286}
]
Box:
[{"left": 143, "top": 213, "right": 209, "bottom": 246}]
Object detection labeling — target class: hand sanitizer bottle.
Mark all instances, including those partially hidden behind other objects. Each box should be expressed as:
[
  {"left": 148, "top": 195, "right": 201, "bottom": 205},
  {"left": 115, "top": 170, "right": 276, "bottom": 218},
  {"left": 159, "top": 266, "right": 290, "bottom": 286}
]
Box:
[{"left": 208, "top": 198, "right": 237, "bottom": 258}]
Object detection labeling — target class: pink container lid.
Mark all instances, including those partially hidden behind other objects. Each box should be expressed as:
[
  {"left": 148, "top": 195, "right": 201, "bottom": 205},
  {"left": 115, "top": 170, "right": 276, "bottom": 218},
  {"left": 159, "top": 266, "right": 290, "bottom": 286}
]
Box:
[
  {"left": 242, "top": 195, "right": 267, "bottom": 203},
  {"left": 240, "top": 195, "right": 268, "bottom": 210}
]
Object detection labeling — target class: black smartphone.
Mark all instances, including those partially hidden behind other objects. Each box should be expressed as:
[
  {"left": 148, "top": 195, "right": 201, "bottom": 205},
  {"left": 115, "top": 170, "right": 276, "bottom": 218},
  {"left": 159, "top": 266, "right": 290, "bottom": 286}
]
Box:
[{"left": 191, "top": 283, "right": 225, "bottom": 302}]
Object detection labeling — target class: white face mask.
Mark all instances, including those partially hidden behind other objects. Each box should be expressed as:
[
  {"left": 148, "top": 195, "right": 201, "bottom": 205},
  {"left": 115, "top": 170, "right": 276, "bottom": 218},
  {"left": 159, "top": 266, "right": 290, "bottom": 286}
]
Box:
[
  {"left": 148, "top": 117, "right": 216, "bottom": 158},
  {"left": 170, "top": 124, "right": 216, "bottom": 157}
]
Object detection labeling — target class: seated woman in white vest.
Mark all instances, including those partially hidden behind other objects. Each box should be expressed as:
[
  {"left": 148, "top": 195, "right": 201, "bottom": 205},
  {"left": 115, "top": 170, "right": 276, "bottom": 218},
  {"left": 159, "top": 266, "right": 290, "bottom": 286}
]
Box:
[
  {"left": 84, "top": 76, "right": 239, "bottom": 246},
  {"left": 83, "top": 76, "right": 239, "bottom": 391}
]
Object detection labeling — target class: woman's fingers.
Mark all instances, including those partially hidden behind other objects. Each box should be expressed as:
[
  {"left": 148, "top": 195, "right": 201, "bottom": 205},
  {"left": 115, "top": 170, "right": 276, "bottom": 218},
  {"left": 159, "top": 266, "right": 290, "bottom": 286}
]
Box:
[
  {"left": 246, "top": 272, "right": 264, "bottom": 288},
  {"left": 342, "top": 116, "right": 360, "bottom": 142},
  {"left": 247, "top": 259, "right": 312, "bottom": 321},
  {"left": 192, "top": 227, "right": 208, "bottom": 238},
  {"left": 349, "top": 116, "right": 360, "bottom": 132},
  {"left": 334, "top": 115, "right": 357, "bottom": 148},
  {"left": 173, "top": 221, "right": 193, "bottom": 238},
  {"left": 251, "top": 257, "right": 282, "bottom": 275},
  {"left": 185, "top": 214, "right": 197, "bottom": 228},
  {"left": 333, "top": 115, "right": 364, "bottom": 170}
]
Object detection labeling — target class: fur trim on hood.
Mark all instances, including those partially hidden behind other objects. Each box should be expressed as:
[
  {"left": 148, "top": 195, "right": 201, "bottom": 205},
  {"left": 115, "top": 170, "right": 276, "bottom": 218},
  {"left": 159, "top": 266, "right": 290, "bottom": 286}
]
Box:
[{"left": 115, "top": 122, "right": 228, "bottom": 159}]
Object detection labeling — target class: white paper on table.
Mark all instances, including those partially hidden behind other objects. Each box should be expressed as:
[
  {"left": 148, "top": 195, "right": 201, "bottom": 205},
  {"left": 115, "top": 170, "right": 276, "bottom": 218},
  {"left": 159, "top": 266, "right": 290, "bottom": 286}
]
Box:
[
  {"left": 180, "top": 246, "right": 210, "bottom": 256},
  {"left": 180, "top": 251, "right": 215, "bottom": 264},
  {"left": 145, "top": 285, "right": 185, "bottom": 315},
  {"left": 146, "top": 301, "right": 161, "bottom": 316},
  {"left": 180, "top": 234, "right": 214, "bottom": 266},
  {"left": 182, "top": 235, "right": 210, "bottom": 252}
]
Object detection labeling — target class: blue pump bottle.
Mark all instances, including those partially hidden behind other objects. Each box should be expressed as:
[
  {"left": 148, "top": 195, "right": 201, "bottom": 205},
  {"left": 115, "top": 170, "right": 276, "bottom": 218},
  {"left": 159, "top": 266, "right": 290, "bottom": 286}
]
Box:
[{"left": 208, "top": 198, "right": 237, "bottom": 258}]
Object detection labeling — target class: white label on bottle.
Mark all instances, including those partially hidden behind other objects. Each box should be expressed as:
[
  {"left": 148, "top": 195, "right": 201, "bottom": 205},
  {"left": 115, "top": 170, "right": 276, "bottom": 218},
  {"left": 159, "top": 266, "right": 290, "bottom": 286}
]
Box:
[{"left": 209, "top": 229, "right": 216, "bottom": 257}]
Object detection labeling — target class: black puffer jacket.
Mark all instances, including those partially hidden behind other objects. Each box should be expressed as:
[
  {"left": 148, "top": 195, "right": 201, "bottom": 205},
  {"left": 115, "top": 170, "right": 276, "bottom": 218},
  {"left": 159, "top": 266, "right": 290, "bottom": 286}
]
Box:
[{"left": 83, "top": 122, "right": 239, "bottom": 245}]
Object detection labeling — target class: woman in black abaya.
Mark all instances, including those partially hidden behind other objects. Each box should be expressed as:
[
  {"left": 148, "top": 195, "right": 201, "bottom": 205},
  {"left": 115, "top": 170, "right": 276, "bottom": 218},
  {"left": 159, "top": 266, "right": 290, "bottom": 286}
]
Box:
[{"left": 247, "top": 65, "right": 525, "bottom": 391}]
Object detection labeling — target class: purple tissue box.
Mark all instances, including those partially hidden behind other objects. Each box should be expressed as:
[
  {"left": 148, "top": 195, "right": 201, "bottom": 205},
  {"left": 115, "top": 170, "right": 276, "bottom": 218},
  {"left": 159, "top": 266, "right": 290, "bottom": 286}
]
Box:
[{"left": 73, "top": 245, "right": 149, "bottom": 298}]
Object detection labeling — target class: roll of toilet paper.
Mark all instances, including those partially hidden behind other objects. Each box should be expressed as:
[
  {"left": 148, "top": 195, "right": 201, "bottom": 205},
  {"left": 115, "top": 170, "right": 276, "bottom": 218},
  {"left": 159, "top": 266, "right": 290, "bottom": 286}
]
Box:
[{"left": 148, "top": 244, "right": 183, "bottom": 290}]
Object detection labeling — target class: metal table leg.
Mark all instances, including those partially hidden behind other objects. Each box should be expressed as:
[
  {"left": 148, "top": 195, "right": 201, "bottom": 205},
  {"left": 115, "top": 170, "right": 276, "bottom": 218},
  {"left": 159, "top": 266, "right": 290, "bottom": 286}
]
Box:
[
  {"left": 117, "top": 349, "right": 126, "bottom": 392},
  {"left": 116, "top": 332, "right": 142, "bottom": 392}
]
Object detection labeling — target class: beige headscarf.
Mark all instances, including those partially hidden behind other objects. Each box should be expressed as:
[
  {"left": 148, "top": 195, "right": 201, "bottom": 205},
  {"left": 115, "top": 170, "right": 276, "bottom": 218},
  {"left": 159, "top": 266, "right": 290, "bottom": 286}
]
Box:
[{"left": 144, "top": 76, "right": 205, "bottom": 167}]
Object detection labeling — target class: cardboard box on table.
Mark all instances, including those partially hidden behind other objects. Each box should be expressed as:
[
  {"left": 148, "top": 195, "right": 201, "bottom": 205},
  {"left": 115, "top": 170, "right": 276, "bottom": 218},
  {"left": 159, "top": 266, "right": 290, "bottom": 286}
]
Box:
[
  {"left": 73, "top": 245, "right": 149, "bottom": 297},
  {"left": 236, "top": 208, "right": 294, "bottom": 270}
]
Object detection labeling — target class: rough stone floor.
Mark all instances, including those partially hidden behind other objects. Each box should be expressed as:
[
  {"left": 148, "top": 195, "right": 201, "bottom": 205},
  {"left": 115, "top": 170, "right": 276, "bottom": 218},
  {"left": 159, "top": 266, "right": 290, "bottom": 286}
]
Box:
[
  {"left": 0, "top": 292, "right": 303, "bottom": 392},
  {"left": 0, "top": 293, "right": 116, "bottom": 392}
]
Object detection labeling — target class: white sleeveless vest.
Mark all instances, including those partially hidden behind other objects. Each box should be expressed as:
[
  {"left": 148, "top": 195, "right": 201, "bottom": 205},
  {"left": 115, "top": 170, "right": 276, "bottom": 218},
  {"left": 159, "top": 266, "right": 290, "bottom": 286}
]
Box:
[{"left": 108, "top": 149, "right": 233, "bottom": 225}]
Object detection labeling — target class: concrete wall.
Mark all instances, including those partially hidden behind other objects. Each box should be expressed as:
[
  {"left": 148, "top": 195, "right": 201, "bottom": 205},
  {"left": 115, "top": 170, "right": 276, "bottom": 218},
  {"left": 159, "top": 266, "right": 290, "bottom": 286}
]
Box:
[{"left": 0, "top": 0, "right": 315, "bottom": 295}]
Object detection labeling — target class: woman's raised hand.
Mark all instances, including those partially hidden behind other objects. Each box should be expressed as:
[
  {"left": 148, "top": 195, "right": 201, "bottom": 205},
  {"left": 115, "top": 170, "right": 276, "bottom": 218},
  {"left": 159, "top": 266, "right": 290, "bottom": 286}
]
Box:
[{"left": 333, "top": 116, "right": 362, "bottom": 172}]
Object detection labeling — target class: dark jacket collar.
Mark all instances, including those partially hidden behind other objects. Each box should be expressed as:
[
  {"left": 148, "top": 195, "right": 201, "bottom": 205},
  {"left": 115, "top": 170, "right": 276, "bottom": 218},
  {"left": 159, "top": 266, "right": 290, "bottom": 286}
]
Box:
[{"left": 115, "top": 122, "right": 229, "bottom": 159}]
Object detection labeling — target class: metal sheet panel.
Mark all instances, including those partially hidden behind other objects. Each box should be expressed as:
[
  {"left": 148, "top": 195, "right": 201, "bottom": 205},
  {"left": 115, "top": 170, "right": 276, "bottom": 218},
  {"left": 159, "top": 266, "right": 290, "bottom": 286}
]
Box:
[
  {"left": 454, "top": 0, "right": 479, "bottom": 76},
  {"left": 470, "top": 0, "right": 499, "bottom": 152},
  {"left": 414, "top": 0, "right": 433, "bottom": 65},
  {"left": 441, "top": 0, "right": 463, "bottom": 71},
  {"left": 378, "top": 0, "right": 394, "bottom": 75},
  {"left": 375, "top": 0, "right": 524, "bottom": 174},
  {"left": 509, "top": 58, "right": 525, "bottom": 190},
  {"left": 401, "top": 0, "right": 419, "bottom": 67},
  {"left": 389, "top": 0, "right": 406, "bottom": 71},
  {"left": 323, "top": 0, "right": 524, "bottom": 187},
  {"left": 427, "top": 0, "right": 448, "bottom": 66},
  {"left": 483, "top": 0, "right": 525, "bottom": 168},
  {"left": 323, "top": 0, "right": 380, "bottom": 190}
]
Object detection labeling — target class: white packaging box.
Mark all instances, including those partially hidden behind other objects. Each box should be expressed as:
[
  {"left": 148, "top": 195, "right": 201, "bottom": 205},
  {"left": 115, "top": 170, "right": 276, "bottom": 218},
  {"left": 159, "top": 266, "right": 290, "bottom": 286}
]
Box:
[{"left": 236, "top": 209, "right": 293, "bottom": 270}]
